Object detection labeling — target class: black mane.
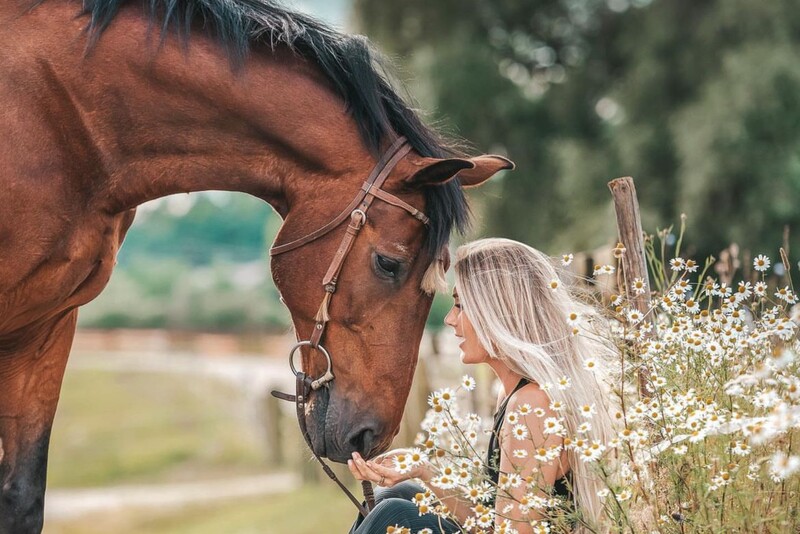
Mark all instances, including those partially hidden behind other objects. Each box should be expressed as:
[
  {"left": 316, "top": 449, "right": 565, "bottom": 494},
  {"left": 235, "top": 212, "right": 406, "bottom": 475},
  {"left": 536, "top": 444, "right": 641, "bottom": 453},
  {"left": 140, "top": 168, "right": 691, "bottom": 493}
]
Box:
[{"left": 77, "top": 0, "right": 470, "bottom": 257}]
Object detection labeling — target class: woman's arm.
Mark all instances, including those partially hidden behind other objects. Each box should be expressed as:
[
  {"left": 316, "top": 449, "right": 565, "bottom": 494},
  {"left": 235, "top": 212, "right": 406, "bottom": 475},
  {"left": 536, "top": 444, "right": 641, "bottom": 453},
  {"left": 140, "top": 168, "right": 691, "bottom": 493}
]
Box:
[
  {"left": 347, "top": 384, "right": 568, "bottom": 532},
  {"left": 495, "top": 385, "right": 567, "bottom": 533},
  {"left": 348, "top": 451, "right": 477, "bottom": 524}
]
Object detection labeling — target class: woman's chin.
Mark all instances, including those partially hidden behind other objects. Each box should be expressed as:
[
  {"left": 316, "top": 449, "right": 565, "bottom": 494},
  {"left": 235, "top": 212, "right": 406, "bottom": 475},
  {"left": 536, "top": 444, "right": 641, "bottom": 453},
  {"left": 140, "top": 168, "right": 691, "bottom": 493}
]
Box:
[{"left": 460, "top": 352, "right": 478, "bottom": 365}]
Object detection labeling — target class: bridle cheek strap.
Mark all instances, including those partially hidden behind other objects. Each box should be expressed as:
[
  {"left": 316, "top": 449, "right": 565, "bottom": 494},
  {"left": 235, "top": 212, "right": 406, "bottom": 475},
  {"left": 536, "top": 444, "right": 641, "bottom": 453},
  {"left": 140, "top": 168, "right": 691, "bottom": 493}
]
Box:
[
  {"left": 307, "top": 209, "right": 366, "bottom": 345},
  {"left": 274, "top": 138, "right": 418, "bottom": 352},
  {"left": 269, "top": 136, "right": 415, "bottom": 257}
]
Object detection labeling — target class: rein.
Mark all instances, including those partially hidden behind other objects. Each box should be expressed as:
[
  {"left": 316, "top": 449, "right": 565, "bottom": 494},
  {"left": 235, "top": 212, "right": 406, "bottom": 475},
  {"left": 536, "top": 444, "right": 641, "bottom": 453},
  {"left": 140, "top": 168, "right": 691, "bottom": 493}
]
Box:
[{"left": 270, "top": 137, "right": 428, "bottom": 517}]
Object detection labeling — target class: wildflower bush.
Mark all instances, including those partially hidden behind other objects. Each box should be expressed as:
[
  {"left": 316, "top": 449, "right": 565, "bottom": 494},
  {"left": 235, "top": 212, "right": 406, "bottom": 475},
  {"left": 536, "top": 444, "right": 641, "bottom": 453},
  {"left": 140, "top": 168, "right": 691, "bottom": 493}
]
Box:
[{"left": 393, "top": 229, "right": 800, "bottom": 533}]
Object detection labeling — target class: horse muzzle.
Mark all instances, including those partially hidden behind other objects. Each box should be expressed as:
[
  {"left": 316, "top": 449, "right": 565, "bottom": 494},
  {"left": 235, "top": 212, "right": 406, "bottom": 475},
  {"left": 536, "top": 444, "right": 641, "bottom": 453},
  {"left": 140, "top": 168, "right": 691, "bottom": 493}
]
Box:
[
  {"left": 318, "top": 388, "right": 391, "bottom": 463},
  {"left": 271, "top": 342, "right": 393, "bottom": 462}
]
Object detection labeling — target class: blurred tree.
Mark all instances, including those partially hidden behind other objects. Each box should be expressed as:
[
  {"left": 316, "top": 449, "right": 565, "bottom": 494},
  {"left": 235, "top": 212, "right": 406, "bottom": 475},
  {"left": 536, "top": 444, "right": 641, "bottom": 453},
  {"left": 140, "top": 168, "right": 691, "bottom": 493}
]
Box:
[
  {"left": 119, "top": 193, "right": 274, "bottom": 266},
  {"left": 80, "top": 193, "right": 292, "bottom": 332},
  {"left": 356, "top": 0, "right": 800, "bottom": 261}
]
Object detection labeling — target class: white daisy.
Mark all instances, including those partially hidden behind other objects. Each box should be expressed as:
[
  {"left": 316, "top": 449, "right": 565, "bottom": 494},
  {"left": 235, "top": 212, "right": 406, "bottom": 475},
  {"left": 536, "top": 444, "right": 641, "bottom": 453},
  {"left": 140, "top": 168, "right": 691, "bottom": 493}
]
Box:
[
  {"left": 753, "top": 254, "right": 771, "bottom": 272},
  {"left": 461, "top": 375, "right": 476, "bottom": 391},
  {"left": 511, "top": 424, "right": 529, "bottom": 440}
]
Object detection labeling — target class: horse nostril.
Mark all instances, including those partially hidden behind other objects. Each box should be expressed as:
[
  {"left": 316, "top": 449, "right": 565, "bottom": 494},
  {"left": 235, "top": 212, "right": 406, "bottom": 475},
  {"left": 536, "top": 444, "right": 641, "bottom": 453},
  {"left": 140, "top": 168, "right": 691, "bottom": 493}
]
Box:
[{"left": 346, "top": 424, "right": 377, "bottom": 457}]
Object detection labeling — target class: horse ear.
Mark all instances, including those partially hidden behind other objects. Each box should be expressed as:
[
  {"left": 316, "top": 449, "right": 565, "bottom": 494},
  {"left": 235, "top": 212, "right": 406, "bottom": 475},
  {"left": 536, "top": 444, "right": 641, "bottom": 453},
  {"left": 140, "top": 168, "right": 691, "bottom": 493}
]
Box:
[
  {"left": 406, "top": 155, "right": 515, "bottom": 188},
  {"left": 456, "top": 155, "right": 515, "bottom": 187}
]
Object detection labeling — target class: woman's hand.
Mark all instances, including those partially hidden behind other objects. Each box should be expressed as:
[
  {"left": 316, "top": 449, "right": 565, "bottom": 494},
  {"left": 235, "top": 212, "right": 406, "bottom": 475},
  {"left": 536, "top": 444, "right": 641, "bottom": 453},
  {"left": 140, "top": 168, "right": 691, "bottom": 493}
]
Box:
[{"left": 347, "top": 449, "right": 432, "bottom": 488}]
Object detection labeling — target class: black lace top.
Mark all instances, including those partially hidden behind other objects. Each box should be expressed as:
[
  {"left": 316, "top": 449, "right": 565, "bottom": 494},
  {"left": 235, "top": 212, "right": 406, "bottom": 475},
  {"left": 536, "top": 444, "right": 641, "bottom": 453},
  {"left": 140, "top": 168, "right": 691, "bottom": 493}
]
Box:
[{"left": 486, "top": 378, "right": 572, "bottom": 501}]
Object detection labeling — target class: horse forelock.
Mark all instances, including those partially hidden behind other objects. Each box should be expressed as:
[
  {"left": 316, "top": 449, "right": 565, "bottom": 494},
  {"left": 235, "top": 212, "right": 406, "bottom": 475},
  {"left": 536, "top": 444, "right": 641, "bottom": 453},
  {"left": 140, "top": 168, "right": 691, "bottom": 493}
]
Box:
[{"left": 421, "top": 256, "right": 448, "bottom": 296}]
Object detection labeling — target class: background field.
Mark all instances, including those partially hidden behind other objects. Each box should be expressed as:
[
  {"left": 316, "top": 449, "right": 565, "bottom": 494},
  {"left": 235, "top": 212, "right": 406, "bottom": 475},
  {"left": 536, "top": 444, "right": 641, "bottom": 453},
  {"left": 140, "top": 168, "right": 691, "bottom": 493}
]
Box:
[{"left": 43, "top": 345, "right": 357, "bottom": 533}]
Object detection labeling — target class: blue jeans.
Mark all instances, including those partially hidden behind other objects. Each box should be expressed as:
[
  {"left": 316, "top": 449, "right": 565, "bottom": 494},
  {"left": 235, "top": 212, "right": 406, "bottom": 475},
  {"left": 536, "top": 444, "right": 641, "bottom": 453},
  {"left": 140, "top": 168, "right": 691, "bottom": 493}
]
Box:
[{"left": 349, "top": 481, "right": 461, "bottom": 534}]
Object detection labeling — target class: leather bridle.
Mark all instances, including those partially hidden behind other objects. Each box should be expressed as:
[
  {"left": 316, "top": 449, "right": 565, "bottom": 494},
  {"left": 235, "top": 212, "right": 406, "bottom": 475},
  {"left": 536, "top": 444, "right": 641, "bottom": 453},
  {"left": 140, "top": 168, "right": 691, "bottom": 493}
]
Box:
[{"left": 270, "top": 136, "right": 429, "bottom": 517}]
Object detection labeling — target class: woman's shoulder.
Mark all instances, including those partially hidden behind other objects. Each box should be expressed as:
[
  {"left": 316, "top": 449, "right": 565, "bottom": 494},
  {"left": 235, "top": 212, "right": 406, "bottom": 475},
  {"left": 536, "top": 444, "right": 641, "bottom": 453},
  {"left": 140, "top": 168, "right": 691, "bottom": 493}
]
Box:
[
  {"left": 506, "top": 381, "right": 552, "bottom": 413},
  {"left": 499, "top": 380, "right": 562, "bottom": 448}
]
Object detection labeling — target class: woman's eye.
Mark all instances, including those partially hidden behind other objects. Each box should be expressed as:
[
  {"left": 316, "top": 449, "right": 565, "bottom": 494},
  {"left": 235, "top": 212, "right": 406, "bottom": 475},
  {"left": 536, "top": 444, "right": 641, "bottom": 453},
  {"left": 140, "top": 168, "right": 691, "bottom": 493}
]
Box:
[{"left": 375, "top": 254, "right": 401, "bottom": 278}]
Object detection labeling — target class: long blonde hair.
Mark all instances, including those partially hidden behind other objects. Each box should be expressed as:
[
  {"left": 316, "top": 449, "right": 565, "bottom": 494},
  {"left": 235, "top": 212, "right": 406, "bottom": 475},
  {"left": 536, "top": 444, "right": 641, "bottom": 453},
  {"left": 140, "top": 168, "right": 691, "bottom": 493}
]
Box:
[{"left": 454, "top": 238, "right": 618, "bottom": 531}]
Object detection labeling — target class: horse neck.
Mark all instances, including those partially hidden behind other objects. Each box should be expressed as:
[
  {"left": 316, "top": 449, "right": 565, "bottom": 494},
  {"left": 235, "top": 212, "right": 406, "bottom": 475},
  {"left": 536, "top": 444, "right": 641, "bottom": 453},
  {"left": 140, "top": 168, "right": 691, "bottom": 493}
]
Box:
[{"left": 26, "top": 1, "right": 373, "bottom": 216}]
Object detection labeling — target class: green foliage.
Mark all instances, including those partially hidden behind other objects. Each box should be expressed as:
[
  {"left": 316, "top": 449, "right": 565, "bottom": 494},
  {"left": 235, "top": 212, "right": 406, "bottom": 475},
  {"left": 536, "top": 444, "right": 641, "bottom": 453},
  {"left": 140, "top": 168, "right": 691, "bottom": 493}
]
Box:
[
  {"left": 355, "top": 0, "right": 800, "bottom": 259},
  {"left": 79, "top": 258, "right": 290, "bottom": 332},
  {"left": 119, "top": 193, "right": 274, "bottom": 267},
  {"left": 80, "top": 193, "right": 291, "bottom": 332}
]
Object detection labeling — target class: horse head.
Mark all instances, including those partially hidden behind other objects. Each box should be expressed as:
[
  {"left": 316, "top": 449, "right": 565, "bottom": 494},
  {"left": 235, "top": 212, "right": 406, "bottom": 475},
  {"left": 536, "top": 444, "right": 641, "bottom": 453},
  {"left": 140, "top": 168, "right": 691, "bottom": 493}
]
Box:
[{"left": 270, "top": 146, "right": 513, "bottom": 462}]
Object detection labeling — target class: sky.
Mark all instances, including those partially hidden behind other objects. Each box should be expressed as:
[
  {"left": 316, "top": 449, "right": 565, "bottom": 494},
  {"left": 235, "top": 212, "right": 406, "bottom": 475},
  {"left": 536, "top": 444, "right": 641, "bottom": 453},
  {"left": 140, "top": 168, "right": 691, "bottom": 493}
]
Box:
[{"left": 285, "top": 0, "right": 353, "bottom": 28}]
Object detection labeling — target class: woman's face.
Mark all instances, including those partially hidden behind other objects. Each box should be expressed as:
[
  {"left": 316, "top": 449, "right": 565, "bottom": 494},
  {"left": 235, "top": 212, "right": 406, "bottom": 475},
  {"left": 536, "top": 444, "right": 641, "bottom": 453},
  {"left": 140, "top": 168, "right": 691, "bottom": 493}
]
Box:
[{"left": 444, "top": 287, "right": 490, "bottom": 365}]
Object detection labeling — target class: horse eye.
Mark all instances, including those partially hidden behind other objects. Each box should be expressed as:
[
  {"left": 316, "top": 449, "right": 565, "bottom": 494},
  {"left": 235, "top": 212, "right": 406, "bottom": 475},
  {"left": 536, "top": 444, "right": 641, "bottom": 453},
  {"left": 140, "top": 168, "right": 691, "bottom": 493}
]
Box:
[{"left": 374, "top": 254, "right": 401, "bottom": 279}]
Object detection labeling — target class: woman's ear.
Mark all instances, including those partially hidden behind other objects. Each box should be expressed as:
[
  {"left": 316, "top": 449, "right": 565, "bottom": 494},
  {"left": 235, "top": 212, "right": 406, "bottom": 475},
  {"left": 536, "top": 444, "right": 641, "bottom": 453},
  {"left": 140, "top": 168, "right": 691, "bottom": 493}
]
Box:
[{"left": 405, "top": 155, "right": 514, "bottom": 188}]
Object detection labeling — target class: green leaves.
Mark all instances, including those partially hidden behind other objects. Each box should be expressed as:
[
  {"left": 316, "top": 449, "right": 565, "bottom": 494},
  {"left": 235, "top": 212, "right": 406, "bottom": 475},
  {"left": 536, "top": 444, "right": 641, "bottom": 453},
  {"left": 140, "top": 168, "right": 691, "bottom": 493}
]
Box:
[{"left": 356, "top": 0, "right": 800, "bottom": 260}]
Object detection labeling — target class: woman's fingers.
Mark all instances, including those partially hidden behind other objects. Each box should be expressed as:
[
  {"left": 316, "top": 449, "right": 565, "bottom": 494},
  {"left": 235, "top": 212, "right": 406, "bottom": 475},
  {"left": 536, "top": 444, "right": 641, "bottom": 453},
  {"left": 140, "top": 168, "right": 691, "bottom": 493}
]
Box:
[
  {"left": 366, "top": 460, "right": 394, "bottom": 478},
  {"left": 348, "top": 454, "right": 376, "bottom": 481},
  {"left": 351, "top": 452, "right": 420, "bottom": 488},
  {"left": 374, "top": 455, "right": 397, "bottom": 469},
  {"left": 351, "top": 452, "right": 382, "bottom": 483},
  {"left": 347, "top": 458, "right": 366, "bottom": 480}
]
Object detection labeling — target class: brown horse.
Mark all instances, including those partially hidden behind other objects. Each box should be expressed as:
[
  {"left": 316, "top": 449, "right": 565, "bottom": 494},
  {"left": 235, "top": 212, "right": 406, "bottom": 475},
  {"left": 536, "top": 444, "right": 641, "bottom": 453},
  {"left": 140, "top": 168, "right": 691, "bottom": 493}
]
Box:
[{"left": 0, "top": 0, "right": 512, "bottom": 531}]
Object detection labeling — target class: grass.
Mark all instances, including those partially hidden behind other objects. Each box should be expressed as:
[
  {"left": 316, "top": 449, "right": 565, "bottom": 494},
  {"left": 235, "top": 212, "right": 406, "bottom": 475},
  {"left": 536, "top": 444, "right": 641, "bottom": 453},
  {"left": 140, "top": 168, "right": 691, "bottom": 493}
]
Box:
[
  {"left": 44, "top": 352, "right": 358, "bottom": 532},
  {"left": 48, "top": 362, "right": 271, "bottom": 488},
  {"left": 43, "top": 349, "right": 451, "bottom": 532},
  {"left": 43, "top": 485, "right": 355, "bottom": 534}
]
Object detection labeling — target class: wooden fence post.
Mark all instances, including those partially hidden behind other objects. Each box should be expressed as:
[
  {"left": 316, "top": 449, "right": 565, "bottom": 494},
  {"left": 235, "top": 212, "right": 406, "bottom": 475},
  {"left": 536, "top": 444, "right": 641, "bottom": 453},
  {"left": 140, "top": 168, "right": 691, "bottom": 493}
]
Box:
[
  {"left": 608, "top": 176, "right": 653, "bottom": 398},
  {"left": 263, "top": 389, "right": 356, "bottom": 486},
  {"left": 262, "top": 391, "right": 285, "bottom": 466},
  {"left": 608, "top": 177, "right": 651, "bottom": 312}
]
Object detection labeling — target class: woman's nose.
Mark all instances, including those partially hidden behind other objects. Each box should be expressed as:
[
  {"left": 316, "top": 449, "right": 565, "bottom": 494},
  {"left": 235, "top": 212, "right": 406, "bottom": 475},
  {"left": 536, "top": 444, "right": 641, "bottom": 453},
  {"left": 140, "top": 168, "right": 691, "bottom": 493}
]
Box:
[{"left": 444, "top": 307, "right": 457, "bottom": 327}]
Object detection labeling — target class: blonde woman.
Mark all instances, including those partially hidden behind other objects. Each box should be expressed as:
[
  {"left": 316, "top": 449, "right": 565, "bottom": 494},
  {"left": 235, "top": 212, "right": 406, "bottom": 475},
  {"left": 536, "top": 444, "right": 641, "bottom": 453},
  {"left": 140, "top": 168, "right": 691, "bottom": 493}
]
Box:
[{"left": 349, "top": 238, "right": 618, "bottom": 533}]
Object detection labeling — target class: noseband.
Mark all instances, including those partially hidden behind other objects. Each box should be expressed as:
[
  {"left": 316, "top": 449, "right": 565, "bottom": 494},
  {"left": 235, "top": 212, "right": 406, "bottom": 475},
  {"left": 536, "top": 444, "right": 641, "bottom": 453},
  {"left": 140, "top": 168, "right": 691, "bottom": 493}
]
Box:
[{"left": 270, "top": 136, "right": 429, "bottom": 517}]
